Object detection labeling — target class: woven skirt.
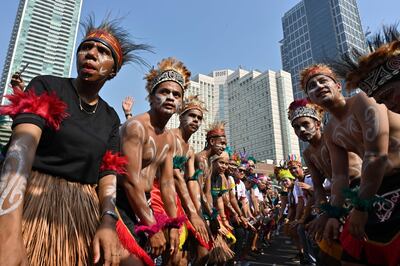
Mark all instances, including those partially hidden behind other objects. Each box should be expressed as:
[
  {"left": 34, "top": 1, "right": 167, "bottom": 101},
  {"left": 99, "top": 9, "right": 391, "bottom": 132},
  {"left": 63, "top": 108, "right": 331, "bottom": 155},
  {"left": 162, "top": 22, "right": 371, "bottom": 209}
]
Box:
[{"left": 22, "top": 171, "right": 100, "bottom": 265}]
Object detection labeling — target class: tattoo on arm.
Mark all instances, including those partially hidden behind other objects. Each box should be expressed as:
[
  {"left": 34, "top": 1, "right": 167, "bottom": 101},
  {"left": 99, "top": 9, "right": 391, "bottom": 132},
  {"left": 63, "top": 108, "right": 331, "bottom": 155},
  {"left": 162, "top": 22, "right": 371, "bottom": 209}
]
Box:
[{"left": 0, "top": 128, "right": 41, "bottom": 216}]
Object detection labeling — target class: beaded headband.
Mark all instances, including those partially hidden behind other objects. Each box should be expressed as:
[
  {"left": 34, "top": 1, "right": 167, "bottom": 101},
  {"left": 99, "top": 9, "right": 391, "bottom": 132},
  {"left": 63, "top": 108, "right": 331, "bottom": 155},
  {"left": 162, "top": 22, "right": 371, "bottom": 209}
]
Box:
[
  {"left": 151, "top": 70, "right": 185, "bottom": 92},
  {"left": 359, "top": 54, "right": 400, "bottom": 96},
  {"left": 289, "top": 106, "right": 320, "bottom": 124}
]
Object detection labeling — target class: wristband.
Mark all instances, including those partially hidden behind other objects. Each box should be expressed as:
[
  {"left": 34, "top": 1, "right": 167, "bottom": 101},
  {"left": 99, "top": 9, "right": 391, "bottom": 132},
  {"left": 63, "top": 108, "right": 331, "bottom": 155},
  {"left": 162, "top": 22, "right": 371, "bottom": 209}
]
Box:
[
  {"left": 342, "top": 187, "right": 382, "bottom": 212},
  {"left": 124, "top": 113, "right": 132, "bottom": 117},
  {"left": 101, "top": 210, "right": 119, "bottom": 221},
  {"left": 319, "top": 203, "right": 348, "bottom": 219}
]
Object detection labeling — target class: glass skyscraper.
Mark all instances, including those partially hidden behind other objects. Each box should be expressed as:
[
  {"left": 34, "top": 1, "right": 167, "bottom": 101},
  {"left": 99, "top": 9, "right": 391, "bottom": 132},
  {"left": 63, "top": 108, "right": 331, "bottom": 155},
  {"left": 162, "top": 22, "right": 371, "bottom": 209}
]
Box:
[
  {"left": 281, "top": 0, "right": 366, "bottom": 154},
  {"left": 0, "top": 0, "right": 83, "bottom": 102},
  {"left": 281, "top": 0, "right": 366, "bottom": 100},
  {"left": 0, "top": 0, "right": 82, "bottom": 147}
]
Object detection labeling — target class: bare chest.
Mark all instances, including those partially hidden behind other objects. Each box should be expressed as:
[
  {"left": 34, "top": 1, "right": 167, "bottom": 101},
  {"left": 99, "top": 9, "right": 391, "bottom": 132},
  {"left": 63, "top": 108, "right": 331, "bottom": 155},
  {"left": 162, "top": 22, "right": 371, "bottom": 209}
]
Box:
[
  {"left": 142, "top": 134, "right": 170, "bottom": 168},
  {"left": 308, "top": 144, "right": 331, "bottom": 178},
  {"left": 331, "top": 114, "right": 363, "bottom": 155}
]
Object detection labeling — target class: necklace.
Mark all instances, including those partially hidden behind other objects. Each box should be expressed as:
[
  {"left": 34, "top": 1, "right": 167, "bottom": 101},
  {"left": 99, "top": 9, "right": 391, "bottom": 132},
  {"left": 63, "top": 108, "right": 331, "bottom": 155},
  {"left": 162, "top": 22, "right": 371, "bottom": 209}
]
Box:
[
  {"left": 71, "top": 79, "right": 99, "bottom": 114},
  {"left": 78, "top": 95, "right": 99, "bottom": 114}
]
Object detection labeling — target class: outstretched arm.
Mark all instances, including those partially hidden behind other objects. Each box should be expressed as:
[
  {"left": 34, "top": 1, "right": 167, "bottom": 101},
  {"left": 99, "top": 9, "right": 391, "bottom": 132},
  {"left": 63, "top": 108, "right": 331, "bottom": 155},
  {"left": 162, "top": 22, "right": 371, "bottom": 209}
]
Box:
[
  {"left": 122, "top": 96, "right": 134, "bottom": 120},
  {"left": 92, "top": 174, "right": 120, "bottom": 265},
  {"left": 159, "top": 143, "right": 180, "bottom": 254},
  {"left": 0, "top": 124, "right": 42, "bottom": 265},
  {"left": 120, "top": 120, "right": 155, "bottom": 225},
  {"left": 174, "top": 151, "right": 209, "bottom": 242},
  {"left": 355, "top": 97, "right": 389, "bottom": 203},
  {"left": 121, "top": 120, "right": 169, "bottom": 257}
]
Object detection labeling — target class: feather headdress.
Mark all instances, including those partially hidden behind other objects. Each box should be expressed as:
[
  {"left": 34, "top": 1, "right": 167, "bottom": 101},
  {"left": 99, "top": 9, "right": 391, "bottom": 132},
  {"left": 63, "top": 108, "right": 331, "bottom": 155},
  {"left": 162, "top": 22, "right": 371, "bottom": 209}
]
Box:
[
  {"left": 287, "top": 98, "right": 324, "bottom": 124},
  {"left": 180, "top": 95, "right": 208, "bottom": 115},
  {"left": 78, "top": 15, "right": 152, "bottom": 72},
  {"left": 300, "top": 64, "right": 338, "bottom": 93},
  {"left": 287, "top": 154, "right": 302, "bottom": 168},
  {"left": 206, "top": 121, "right": 226, "bottom": 140},
  {"left": 145, "top": 57, "right": 191, "bottom": 95},
  {"left": 330, "top": 23, "right": 400, "bottom": 96}
]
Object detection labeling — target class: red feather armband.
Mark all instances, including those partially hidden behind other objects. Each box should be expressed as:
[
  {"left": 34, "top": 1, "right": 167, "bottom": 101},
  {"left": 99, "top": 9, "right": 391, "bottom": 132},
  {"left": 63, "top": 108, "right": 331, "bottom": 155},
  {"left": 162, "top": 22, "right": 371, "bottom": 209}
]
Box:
[
  {"left": 100, "top": 150, "right": 128, "bottom": 175},
  {"left": 0, "top": 88, "right": 69, "bottom": 130}
]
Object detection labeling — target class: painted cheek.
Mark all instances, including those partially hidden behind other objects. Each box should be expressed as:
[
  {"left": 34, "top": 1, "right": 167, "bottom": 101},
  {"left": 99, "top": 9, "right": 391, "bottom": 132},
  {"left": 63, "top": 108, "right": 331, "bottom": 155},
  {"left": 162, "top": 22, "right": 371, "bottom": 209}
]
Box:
[
  {"left": 154, "top": 95, "right": 167, "bottom": 107},
  {"left": 175, "top": 101, "right": 182, "bottom": 112}
]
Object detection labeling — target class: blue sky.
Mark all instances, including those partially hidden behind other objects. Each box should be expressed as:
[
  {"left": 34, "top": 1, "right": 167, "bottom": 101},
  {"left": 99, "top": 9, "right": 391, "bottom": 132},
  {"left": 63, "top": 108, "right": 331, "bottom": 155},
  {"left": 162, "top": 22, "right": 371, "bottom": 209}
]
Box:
[{"left": 0, "top": 0, "right": 399, "bottom": 120}]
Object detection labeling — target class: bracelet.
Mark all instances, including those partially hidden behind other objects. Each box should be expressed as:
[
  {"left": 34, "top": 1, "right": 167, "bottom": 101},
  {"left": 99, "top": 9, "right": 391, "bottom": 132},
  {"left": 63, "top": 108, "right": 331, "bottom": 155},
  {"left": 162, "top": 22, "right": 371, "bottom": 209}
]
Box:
[
  {"left": 173, "top": 155, "right": 188, "bottom": 170},
  {"left": 342, "top": 187, "right": 382, "bottom": 212},
  {"left": 124, "top": 113, "right": 132, "bottom": 117},
  {"left": 319, "top": 203, "right": 348, "bottom": 219},
  {"left": 101, "top": 210, "right": 119, "bottom": 221}
]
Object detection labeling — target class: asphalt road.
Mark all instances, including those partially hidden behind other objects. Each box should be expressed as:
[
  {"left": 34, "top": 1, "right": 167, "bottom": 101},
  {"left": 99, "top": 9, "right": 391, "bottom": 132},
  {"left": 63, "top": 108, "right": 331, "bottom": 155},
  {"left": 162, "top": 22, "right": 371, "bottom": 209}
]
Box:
[{"left": 240, "top": 234, "right": 300, "bottom": 266}]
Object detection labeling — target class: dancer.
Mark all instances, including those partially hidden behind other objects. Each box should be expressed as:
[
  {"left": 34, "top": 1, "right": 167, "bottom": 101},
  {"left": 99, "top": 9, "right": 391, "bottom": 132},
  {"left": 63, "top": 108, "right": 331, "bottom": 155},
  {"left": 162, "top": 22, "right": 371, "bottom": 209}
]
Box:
[
  {"left": 302, "top": 64, "right": 400, "bottom": 266},
  {"left": 117, "top": 57, "right": 189, "bottom": 261},
  {"left": 0, "top": 16, "right": 150, "bottom": 265}
]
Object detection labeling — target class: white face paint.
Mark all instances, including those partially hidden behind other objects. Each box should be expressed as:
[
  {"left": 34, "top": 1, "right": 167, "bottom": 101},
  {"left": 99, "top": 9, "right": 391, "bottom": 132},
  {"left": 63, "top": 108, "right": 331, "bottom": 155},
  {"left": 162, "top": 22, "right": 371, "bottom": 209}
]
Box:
[
  {"left": 180, "top": 109, "right": 203, "bottom": 133},
  {"left": 152, "top": 82, "right": 183, "bottom": 115},
  {"left": 77, "top": 41, "right": 115, "bottom": 79}
]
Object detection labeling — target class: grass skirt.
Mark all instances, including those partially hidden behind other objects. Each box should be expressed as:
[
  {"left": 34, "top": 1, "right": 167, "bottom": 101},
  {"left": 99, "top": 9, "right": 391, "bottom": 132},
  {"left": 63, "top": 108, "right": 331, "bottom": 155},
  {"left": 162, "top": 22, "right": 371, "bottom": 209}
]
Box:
[{"left": 22, "top": 171, "right": 100, "bottom": 265}]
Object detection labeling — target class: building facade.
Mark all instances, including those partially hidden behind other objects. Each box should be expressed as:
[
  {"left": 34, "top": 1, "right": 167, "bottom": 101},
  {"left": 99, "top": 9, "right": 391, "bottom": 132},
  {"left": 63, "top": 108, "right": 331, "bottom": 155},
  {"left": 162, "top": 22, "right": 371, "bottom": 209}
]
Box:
[
  {"left": 226, "top": 69, "right": 300, "bottom": 162},
  {"left": 168, "top": 67, "right": 300, "bottom": 161},
  {"left": 0, "top": 0, "right": 83, "bottom": 101},
  {"left": 281, "top": 0, "right": 366, "bottom": 100},
  {"left": 281, "top": 0, "right": 366, "bottom": 153},
  {"left": 166, "top": 73, "right": 220, "bottom": 153}
]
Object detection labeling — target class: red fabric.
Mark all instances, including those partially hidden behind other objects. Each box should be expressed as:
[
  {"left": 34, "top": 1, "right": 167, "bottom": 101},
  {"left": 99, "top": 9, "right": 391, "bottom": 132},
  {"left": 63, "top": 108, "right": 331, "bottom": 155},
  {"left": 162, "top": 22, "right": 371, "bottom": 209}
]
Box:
[
  {"left": 341, "top": 220, "right": 400, "bottom": 266},
  {"left": 135, "top": 180, "right": 186, "bottom": 235},
  {"left": 116, "top": 219, "right": 154, "bottom": 266},
  {"left": 0, "top": 88, "right": 68, "bottom": 130},
  {"left": 150, "top": 180, "right": 186, "bottom": 218},
  {"left": 100, "top": 151, "right": 128, "bottom": 175},
  {"left": 186, "top": 221, "right": 212, "bottom": 250},
  {"left": 134, "top": 212, "right": 166, "bottom": 236},
  {"left": 151, "top": 180, "right": 212, "bottom": 249}
]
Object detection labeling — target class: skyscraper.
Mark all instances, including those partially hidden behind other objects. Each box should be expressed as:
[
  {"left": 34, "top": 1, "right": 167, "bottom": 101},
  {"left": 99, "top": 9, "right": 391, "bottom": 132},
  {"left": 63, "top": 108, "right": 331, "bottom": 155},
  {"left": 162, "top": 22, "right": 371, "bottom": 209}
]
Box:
[
  {"left": 0, "top": 0, "right": 82, "bottom": 147},
  {"left": 281, "top": 0, "right": 366, "bottom": 153},
  {"left": 167, "top": 67, "right": 300, "bottom": 161},
  {"left": 0, "top": 0, "right": 83, "bottom": 102},
  {"left": 225, "top": 68, "right": 299, "bottom": 161},
  {"left": 166, "top": 73, "right": 220, "bottom": 153},
  {"left": 281, "top": 0, "right": 366, "bottom": 100}
]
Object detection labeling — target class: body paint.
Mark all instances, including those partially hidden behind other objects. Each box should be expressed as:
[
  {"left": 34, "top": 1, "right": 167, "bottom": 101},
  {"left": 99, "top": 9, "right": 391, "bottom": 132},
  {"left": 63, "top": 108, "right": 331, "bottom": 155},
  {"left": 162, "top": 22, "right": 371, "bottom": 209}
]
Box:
[{"left": 0, "top": 141, "right": 30, "bottom": 215}]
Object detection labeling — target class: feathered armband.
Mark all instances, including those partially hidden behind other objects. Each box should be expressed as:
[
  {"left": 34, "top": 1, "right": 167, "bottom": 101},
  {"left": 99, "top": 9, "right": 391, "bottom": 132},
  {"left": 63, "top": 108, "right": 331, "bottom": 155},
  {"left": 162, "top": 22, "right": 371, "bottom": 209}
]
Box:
[
  {"left": 0, "top": 88, "right": 69, "bottom": 130},
  {"left": 100, "top": 151, "right": 128, "bottom": 176}
]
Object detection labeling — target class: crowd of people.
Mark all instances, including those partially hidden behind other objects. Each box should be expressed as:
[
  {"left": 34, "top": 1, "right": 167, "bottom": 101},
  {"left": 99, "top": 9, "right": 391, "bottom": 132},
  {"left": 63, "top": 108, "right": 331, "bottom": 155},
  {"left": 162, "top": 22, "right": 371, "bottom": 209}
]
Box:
[{"left": 0, "top": 15, "right": 398, "bottom": 266}]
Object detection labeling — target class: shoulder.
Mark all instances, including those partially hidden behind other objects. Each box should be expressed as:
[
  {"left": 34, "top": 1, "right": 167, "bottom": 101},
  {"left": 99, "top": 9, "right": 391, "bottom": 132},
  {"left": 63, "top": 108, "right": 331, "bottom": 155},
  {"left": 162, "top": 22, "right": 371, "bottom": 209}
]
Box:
[
  {"left": 121, "top": 114, "right": 148, "bottom": 142},
  {"left": 351, "top": 92, "right": 379, "bottom": 110},
  {"left": 99, "top": 99, "right": 120, "bottom": 123},
  {"left": 26, "top": 75, "right": 68, "bottom": 93},
  {"left": 350, "top": 92, "right": 388, "bottom": 119},
  {"left": 187, "top": 147, "right": 195, "bottom": 158}
]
